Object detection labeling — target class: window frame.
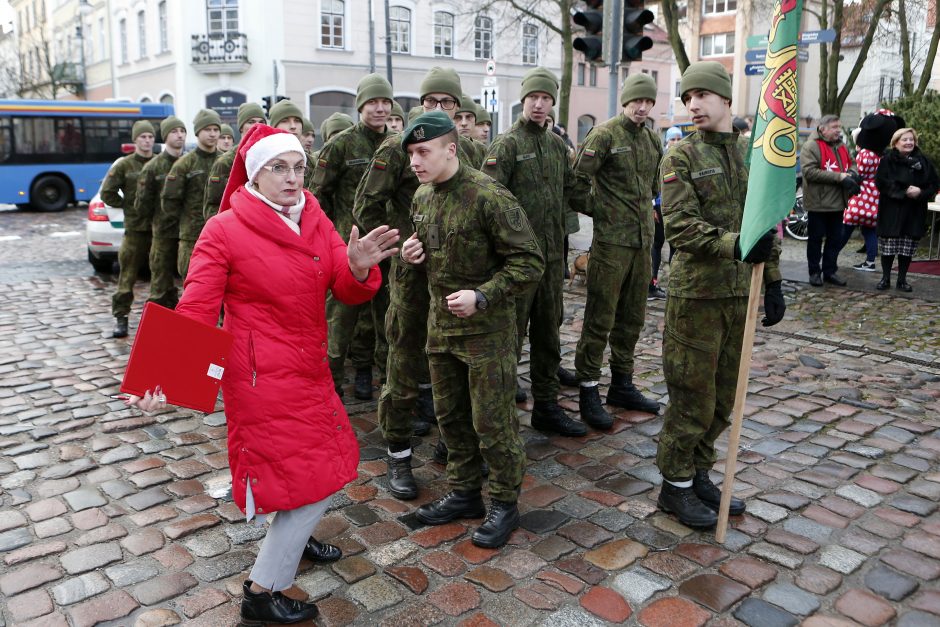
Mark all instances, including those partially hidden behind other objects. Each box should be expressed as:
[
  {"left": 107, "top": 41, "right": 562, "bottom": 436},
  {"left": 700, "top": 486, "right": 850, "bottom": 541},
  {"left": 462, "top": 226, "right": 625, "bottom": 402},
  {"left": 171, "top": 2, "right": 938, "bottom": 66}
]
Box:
[
  {"left": 474, "top": 14, "right": 493, "bottom": 60},
  {"left": 389, "top": 5, "right": 411, "bottom": 55},
  {"left": 701, "top": 0, "right": 736, "bottom": 16},
  {"left": 699, "top": 32, "right": 734, "bottom": 57},
  {"left": 158, "top": 1, "right": 168, "bottom": 53},
  {"left": 320, "top": 0, "right": 345, "bottom": 49},
  {"left": 119, "top": 17, "right": 128, "bottom": 64},
  {"left": 433, "top": 11, "right": 454, "bottom": 58},
  {"left": 137, "top": 9, "right": 147, "bottom": 58},
  {"left": 522, "top": 22, "right": 538, "bottom": 65}
]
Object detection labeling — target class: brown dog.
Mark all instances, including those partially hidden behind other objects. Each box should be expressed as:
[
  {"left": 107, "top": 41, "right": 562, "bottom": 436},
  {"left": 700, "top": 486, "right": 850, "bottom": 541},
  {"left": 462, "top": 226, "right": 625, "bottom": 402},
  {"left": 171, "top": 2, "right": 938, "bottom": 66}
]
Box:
[{"left": 569, "top": 252, "right": 589, "bottom": 286}]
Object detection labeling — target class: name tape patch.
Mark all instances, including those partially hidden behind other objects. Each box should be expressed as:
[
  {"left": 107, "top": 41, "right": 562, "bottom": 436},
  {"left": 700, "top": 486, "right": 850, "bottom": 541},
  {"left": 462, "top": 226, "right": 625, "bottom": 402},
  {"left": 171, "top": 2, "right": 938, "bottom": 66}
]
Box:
[
  {"left": 691, "top": 167, "right": 722, "bottom": 180},
  {"left": 610, "top": 146, "right": 633, "bottom": 155},
  {"left": 516, "top": 152, "right": 537, "bottom": 162}
]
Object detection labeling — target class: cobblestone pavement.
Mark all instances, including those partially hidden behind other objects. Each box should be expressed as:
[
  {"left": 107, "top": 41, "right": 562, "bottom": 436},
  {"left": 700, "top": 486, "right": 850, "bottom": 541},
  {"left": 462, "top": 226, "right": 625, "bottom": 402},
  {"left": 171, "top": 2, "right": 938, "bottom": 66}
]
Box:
[{"left": 0, "top": 207, "right": 939, "bottom": 626}]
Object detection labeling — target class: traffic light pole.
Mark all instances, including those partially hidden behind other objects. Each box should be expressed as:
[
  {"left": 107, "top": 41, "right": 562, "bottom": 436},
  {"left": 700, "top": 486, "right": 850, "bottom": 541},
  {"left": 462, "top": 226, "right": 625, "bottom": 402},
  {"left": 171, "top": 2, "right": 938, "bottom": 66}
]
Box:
[{"left": 606, "top": 0, "right": 623, "bottom": 119}]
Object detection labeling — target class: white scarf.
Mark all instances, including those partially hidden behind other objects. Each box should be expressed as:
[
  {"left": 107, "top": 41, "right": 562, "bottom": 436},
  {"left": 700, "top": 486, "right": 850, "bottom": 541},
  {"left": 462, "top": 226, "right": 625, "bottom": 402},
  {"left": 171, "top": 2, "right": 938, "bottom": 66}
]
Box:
[{"left": 246, "top": 184, "right": 304, "bottom": 235}]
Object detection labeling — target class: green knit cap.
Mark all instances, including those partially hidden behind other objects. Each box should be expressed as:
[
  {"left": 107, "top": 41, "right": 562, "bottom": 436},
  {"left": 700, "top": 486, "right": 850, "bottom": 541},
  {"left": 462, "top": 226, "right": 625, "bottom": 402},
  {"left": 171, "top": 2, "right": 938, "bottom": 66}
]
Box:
[
  {"left": 407, "top": 106, "right": 423, "bottom": 124},
  {"left": 520, "top": 67, "right": 559, "bottom": 104},
  {"left": 320, "top": 113, "right": 355, "bottom": 141},
  {"left": 419, "top": 67, "right": 462, "bottom": 104},
  {"left": 193, "top": 109, "right": 222, "bottom": 135},
  {"left": 679, "top": 61, "right": 732, "bottom": 101},
  {"left": 131, "top": 120, "right": 154, "bottom": 141},
  {"left": 401, "top": 111, "right": 456, "bottom": 149},
  {"left": 160, "top": 115, "right": 185, "bottom": 139},
  {"left": 269, "top": 100, "right": 304, "bottom": 128},
  {"left": 455, "top": 95, "right": 478, "bottom": 118},
  {"left": 475, "top": 104, "right": 492, "bottom": 125},
  {"left": 356, "top": 73, "right": 394, "bottom": 111},
  {"left": 301, "top": 117, "right": 314, "bottom": 135},
  {"left": 621, "top": 73, "right": 658, "bottom": 105},
  {"left": 237, "top": 102, "right": 266, "bottom": 130},
  {"left": 548, "top": 108, "right": 557, "bottom": 122},
  {"left": 390, "top": 100, "right": 405, "bottom": 121},
  {"left": 220, "top": 124, "right": 234, "bottom": 138}
]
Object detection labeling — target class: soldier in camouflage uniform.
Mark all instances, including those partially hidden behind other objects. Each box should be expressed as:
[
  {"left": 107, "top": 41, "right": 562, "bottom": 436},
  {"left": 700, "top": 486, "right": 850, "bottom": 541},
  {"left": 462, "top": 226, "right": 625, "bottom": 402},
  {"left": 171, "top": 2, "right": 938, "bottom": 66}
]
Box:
[
  {"left": 146, "top": 116, "right": 187, "bottom": 309},
  {"left": 482, "top": 67, "right": 587, "bottom": 437},
  {"left": 475, "top": 104, "right": 492, "bottom": 144},
  {"left": 218, "top": 124, "right": 235, "bottom": 152},
  {"left": 316, "top": 113, "right": 355, "bottom": 159},
  {"left": 301, "top": 116, "right": 316, "bottom": 153},
  {"left": 354, "top": 67, "right": 486, "bottom": 500},
  {"left": 204, "top": 103, "right": 267, "bottom": 222},
  {"left": 158, "top": 109, "right": 221, "bottom": 279},
  {"left": 311, "top": 74, "right": 393, "bottom": 401},
  {"left": 401, "top": 112, "right": 544, "bottom": 548},
  {"left": 107, "top": 120, "right": 156, "bottom": 337},
  {"left": 656, "top": 62, "right": 786, "bottom": 527},
  {"left": 454, "top": 96, "right": 487, "bottom": 166},
  {"left": 388, "top": 101, "right": 406, "bottom": 134},
  {"left": 268, "top": 100, "right": 316, "bottom": 191},
  {"left": 572, "top": 74, "right": 663, "bottom": 429}
]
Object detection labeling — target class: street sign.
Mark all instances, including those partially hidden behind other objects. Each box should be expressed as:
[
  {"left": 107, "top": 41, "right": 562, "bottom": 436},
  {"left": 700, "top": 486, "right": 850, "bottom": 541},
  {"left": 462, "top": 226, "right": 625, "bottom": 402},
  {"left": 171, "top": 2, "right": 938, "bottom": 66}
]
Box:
[
  {"left": 485, "top": 59, "right": 496, "bottom": 76},
  {"left": 746, "top": 48, "right": 809, "bottom": 63},
  {"left": 746, "top": 28, "right": 836, "bottom": 49},
  {"left": 481, "top": 87, "right": 500, "bottom": 113},
  {"left": 744, "top": 63, "right": 764, "bottom": 76}
]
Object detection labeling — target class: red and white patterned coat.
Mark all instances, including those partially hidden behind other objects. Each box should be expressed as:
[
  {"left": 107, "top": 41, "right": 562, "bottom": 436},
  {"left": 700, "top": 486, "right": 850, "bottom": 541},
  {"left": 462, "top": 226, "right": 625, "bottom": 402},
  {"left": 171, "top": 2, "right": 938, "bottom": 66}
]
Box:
[{"left": 844, "top": 148, "right": 880, "bottom": 227}]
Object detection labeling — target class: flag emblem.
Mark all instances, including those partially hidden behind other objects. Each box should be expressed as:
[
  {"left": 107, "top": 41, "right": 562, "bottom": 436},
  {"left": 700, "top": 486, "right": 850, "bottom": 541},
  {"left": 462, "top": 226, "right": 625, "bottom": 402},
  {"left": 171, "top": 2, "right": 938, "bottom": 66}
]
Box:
[
  {"left": 663, "top": 171, "right": 677, "bottom": 184},
  {"left": 485, "top": 157, "right": 497, "bottom": 166}
]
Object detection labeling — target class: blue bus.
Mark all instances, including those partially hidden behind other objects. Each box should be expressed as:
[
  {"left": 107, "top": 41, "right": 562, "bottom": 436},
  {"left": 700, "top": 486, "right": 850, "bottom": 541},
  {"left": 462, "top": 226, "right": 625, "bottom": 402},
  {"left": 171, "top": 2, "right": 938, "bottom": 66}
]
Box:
[{"left": 0, "top": 100, "right": 174, "bottom": 211}]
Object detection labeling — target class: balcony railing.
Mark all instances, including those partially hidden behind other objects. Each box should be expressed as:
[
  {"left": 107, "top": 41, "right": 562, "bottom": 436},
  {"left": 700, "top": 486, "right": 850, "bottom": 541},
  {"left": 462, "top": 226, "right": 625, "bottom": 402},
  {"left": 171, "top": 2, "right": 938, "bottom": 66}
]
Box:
[{"left": 191, "top": 32, "right": 250, "bottom": 73}]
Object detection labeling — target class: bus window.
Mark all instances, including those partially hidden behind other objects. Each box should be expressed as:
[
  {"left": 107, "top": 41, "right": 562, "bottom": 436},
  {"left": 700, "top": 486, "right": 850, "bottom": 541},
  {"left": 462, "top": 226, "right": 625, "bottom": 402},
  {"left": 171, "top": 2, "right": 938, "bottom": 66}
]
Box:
[
  {"left": 12, "top": 116, "right": 84, "bottom": 158},
  {"left": 84, "top": 118, "right": 137, "bottom": 160},
  {"left": 0, "top": 121, "right": 10, "bottom": 163}
]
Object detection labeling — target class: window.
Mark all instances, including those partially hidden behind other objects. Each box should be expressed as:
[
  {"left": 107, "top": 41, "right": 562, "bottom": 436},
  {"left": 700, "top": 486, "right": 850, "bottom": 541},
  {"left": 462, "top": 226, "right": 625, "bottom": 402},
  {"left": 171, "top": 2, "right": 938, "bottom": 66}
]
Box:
[
  {"left": 12, "top": 116, "right": 84, "bottom": 157},
  {"left": 700, "top": 32, "right": 734, "bottom": 57},
  {"left": 137, "top": 10, "right": 146, "bottom": 58},
  {"left": 677, "top": 1, "right": 687, "bottom": 19},
  {"left": 675, "top": 80, "right": 681, "bottom": 98},
  {"left": 878, "top": 76, "right": 886, "bottom": 101},
  {"left": 589, "top": 64, "right": 597, "bottom": 87},
  {"left": 577, "top": 62, "right": 585, "bottom": 86},
  {"left": 119, "top": 18, "right": 127, "bottom": 64},
  {"left": 160, "top": 93, "right": 174, "bottom": 105},
  {"left": 474, "top": 15, "right": 492, "bottom": 60},
  {"left": 434, "top": 12, "right": 454, "bottom": 57},
  {"left": 888, "top": 78, "right": 896, "bottom": 100},
  {"left": 207, "top": 0, "right": 238, "bottom": 35},
  {"left": 308, "top": 90, "right": 356, "bottom": 148},
  {"left": 98, "top": 17, "right": 105, "bottom": 60},
  {"left": 321, "top": 0, "right": 344, "bottom": 48},
  {"left": 702, "top": 0, "right": 736, "bottom": 14},
  {"left": 158, "top": 1, "right": 168, "bottom": 52},
  {"left": 644, "top": 68, "right": 659, "bottom": 89},
  {"left": 522, "top": 23, "right": 538, "bottom": 65},
  {"left": 389, "top": 6, "right": 410, "bottom": 54},
  {"left": 577, "top": 114, "right": 595, "bottom": 144}
]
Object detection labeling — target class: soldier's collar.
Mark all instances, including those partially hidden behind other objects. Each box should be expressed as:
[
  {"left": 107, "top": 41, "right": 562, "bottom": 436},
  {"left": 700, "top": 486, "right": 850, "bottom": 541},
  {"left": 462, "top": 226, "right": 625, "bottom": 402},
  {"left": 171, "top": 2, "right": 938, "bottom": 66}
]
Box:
[
  {"left": 431, "top": 163, "right": 466, "bottom": 191},
  {"left": 699, "top": 130, "right": 738, "bottom": 145},
  {"left": 522, "top": 117, "right": 548, "bottom": 134},
  {"left": 619, "top": 115, "right": 643, "bottom": 132}
]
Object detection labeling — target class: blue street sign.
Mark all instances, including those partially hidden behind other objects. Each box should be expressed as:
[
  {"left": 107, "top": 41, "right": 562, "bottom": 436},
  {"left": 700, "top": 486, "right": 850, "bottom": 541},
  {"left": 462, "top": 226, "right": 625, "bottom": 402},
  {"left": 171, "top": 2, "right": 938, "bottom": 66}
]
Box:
[
  {"left": 745, "top": 63, "right": 763, "bottom": 76},
  {"left": 800, "top": 29, "right": 836, "bottom": 44},
  {"left": 745, "top": 48, "right": 809, "bottom": 65}
]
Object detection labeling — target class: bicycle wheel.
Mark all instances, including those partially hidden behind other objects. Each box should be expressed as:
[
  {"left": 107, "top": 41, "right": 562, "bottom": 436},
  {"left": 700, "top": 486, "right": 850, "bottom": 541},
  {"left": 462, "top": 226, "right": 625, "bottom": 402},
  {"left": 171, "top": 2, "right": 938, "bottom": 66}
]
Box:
[{"left": 785, "top": 191, "right": 809, "bottom": 241}]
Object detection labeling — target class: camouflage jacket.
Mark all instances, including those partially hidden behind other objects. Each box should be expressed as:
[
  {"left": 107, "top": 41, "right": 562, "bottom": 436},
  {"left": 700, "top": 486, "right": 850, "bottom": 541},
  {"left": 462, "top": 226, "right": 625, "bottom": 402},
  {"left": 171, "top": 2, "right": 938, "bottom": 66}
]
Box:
[
  {"left": 137, "top": 151, "right": 180, "bottom": 238},
  {"left": 572, "top": 114, "right": 662, "bottom": 248},
  {"left": 159, "top": 147, "right": 219, "bottom": 242},
  {"left": 311, "top": 122, "right": 389, "bottom": 240},
  {"left": 100, "top": 153, "right": 153, "bottom": 232},
  {"left": 466, "top": 137, "right": 488, "bottom": 169},
  {"left": 482, "top": 117, "right": 574, "bottom": 261},
  {"left": 413, "top": 164, "right": 544, "bottom": 340},
  {"left": 203, "top": 148, "right": 235, "bottom": 221},
  {"left": 660, "top": 130, "right": 782, "bottom": 299}
]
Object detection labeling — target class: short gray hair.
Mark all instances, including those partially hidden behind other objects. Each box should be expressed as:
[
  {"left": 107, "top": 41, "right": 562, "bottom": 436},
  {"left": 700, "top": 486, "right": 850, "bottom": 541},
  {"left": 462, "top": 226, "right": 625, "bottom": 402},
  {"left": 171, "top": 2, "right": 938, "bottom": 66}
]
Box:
[{"left": 817, "top": 114, "right": 840, "bottom": 131}]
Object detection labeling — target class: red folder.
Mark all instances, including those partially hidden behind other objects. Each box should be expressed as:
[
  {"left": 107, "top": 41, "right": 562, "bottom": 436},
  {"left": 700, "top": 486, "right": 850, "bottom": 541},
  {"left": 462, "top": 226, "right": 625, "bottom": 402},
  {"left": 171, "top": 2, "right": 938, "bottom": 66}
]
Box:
[{"left": 121, "top": 302, "right": 234, "bottom": 413}]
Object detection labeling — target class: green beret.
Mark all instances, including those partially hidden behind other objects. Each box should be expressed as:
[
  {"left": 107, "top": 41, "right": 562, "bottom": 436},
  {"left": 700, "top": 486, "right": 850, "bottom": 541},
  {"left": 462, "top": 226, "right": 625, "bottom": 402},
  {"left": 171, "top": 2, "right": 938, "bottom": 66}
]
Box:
[
  {"left": 356, "top": 73, "right": 394, "bottom": 111},
  {"left": 220, "top": 124, "right": 234, "bottom": 138},
  {"left": 520, "top": 67, "right": 559, "bottom": 104},
  {"left": 160, "top": 115, "right": 185, "bottom": 139},
  {"left": 680, "top": 61, "right": 733, "bottom": 102},
  {"left": 456, "top": 95, "right": 477, "bottom": 118},
  {"left": 621, "top": 73, "right": 657, "bottom": 105},
  {"left": 131, "top": 120, "right": 154, "bottom": 141},
  {"left": 320, "top": 112, "right": 354, "bottom": 141},
  {"left": 390, "top": 101, "right": 405, "bottom": 121},
  {"left": 237, "top": 102, "right": 266, "bottom": 130},
  {"left": 475, "top": 104, "right": 491, "bottom": 125},
  {"left": 420, "top": 67, "right": 462, "bottom": 104},
  {"left": 193, "top": 109, "right": 222, "bottom": 135},
  {"left": 269, "top": 100, "right": 304, "bottom": 128},
  {"left": 401, "top": 110, "right": 456, "bottom": 149}
]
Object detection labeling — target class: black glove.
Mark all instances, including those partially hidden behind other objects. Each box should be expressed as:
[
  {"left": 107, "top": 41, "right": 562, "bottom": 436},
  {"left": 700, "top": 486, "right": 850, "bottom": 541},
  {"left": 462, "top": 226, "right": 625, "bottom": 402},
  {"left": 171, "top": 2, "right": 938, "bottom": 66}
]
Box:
[
  {"left": 841, "top": 175, "right": 861, "bottom": 197},
  {"left": 734, "top": 229, "right": 776, "bottom": 264},
  {"left": 762, "top": 280, "right": 786, "bottom": 327}
]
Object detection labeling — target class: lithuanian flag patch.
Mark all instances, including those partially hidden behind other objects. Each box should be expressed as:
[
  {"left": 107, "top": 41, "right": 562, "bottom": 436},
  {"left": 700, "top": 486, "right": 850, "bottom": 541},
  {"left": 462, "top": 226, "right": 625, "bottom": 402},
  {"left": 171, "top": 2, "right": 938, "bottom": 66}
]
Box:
[
  {"left": 317, "top": 158, "right": 328, "bottom": 169},
  {"left": 373, "top": 159, "right": 386, "bottom": 171},
  {"left": 209, "top": 175, "right": 221, "bottom": 183},
  {"left": 484, "top": 157, "right": 497, "bottom": 166},
  {"left": 583, "top": 148, "right": 596, "bottom": 158},
  {"left": 663, "top": 171, "right": 678, "bottom": 184}
]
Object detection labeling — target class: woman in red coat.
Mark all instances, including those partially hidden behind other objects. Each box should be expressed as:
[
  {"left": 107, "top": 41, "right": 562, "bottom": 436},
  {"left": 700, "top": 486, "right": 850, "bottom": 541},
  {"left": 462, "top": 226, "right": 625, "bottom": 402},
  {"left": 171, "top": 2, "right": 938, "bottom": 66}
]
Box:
[{"left": 129, "top": 125, "right": 399, "bottom": 625}]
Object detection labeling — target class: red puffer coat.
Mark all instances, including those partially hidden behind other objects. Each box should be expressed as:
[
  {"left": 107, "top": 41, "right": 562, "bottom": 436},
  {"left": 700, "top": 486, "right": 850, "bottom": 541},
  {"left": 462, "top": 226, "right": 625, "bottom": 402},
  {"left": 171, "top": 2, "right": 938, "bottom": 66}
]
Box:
[{"left": 176, "top": 186, "right": 379, "bottom": 516}]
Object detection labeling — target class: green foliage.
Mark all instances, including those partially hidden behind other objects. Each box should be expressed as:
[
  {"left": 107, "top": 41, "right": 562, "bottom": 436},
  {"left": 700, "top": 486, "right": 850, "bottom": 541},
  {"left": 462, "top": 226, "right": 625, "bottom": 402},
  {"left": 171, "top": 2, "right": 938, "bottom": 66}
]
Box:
[{"left": 885, "top": 91, "right": 940, "bottom": 167}]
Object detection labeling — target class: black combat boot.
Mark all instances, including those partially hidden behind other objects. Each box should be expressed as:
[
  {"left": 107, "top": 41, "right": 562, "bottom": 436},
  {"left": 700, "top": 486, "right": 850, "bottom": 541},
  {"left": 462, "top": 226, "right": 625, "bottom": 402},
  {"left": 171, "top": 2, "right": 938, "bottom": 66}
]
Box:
[
  {"left": 515, "top": 384, "right": 527, "bottom": 403},
  {"left": 354, "top": 368, "right": 373, "bottom": 400},
  {"left": 416, "top": 490, "right": 486, "bottom": 525},
  {"left": 557, "top": 366, "right": 579, "bottom": 387},
  {"left": 578, "top": 385, "right": 613, "bottom": 430},
  {"left": 531, "top": 401, "right": 587, "bottom": 437},
  {"left": 606, "top": 371, "right": 660, "bottom": 414},
  {"left": 693, "top": 469, "right": 745, "bottom": 515},
  {"left": 386, "top": 454, "right": 418, "bottom": 500},
  {"left": 302, "top": 538, "right": 342, "bottom": 563},
  {"left": 414, "top": 387, "right": 435, "bottom": 436},
  {"left": 112, "top": 316, "right": 129, "bottom": 338},
  {"left": 240, "top": 580, "right": 319, "bottom": 625},
  {"left": 657, "top": 481, "right": 718, "bottom": 528},
  {"left": 471, "top": 500, "right": 519, "bottom": 548}
]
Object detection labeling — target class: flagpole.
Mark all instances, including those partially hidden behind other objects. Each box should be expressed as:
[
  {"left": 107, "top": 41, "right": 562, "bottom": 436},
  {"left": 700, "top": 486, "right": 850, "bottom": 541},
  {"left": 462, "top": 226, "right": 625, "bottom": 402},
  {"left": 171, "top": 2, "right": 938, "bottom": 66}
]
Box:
[{"left": 715, "top": 263, "right": 764, "bottom": 543}]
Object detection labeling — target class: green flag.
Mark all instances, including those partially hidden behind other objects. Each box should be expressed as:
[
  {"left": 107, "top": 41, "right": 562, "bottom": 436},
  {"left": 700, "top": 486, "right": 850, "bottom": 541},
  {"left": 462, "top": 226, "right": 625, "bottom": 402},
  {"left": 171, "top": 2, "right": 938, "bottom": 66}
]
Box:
[{"left": 740, "top": 0, "right": 803, "bottom": 256}]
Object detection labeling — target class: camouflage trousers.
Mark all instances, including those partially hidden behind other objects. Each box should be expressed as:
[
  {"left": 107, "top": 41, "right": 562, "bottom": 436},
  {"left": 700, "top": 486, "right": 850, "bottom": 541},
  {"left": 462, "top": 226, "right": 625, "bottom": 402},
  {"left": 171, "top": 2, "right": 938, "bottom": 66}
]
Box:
[
  {"left": 148, "top": 235, "right": 179, "bottom": 309},
  {"left": 177, "top": 239, "right": 196, "bottom": 280},
  {"left": 515, "top": 257, "right": 564, "bottom": 402},
  {"left": 428, "top": 333, "right": 524, "bottom": 502},
  {"left": 378, "top": 259, "right": 431, "bottom": 446},
  {"left": 112, "top": 230, "right": 152, "bottom": 318},
  {"left": 656, "top": 296, "right": 746, "bottom": 481},
  {"left": 574, "top": 241, "right": 651, "bottom": 381},
  {"left": 328, "top": 259, "right": 390, "bottom": 388}
]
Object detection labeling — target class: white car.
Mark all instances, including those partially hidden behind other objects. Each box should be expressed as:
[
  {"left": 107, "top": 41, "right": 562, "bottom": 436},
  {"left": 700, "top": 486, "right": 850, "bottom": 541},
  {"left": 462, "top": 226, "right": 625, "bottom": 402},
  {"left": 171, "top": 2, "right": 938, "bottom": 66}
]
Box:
[{"left": 85, "top": 157, "right": 125, "bottom": 274}]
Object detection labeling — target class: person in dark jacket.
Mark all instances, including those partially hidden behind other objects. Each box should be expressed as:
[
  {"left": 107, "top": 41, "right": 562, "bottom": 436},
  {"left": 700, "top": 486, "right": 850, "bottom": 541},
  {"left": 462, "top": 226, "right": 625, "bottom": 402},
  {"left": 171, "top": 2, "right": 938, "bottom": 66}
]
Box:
[{"left": 874, "top": 127, "right": 939, "bottom": 292}]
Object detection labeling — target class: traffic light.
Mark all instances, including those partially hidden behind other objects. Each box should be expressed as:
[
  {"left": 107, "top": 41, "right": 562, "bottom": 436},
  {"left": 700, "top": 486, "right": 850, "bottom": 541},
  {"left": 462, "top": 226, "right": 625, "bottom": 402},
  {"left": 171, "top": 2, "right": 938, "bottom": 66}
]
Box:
[
  {"left": 261, "top": 96, "right": 289, "bottom": 116},
  {"left": 572, "top": 0, "right": 606, "bottom": 63},
  {"left": 622, "top": 0, "right": 653, "bottom": 62}
]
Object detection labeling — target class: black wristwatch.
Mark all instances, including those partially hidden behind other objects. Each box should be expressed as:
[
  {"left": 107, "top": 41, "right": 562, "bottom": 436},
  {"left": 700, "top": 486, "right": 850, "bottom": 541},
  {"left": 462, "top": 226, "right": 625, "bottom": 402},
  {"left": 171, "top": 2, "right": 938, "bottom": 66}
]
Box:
[{"left": 474, "top": 289, "right": 488, "bottom": 311}]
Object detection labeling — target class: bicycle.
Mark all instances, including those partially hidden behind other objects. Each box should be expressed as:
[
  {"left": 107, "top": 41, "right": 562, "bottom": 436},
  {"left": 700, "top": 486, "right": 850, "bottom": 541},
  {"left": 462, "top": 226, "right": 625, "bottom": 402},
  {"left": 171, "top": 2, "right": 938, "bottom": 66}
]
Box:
[{"left": 784, "top": 186, "right": 808, "bottom": 240}]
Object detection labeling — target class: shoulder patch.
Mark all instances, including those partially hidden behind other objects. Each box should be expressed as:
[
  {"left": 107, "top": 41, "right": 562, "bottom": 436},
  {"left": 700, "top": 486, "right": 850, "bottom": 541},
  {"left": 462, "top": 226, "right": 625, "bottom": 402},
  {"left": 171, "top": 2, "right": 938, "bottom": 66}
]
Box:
[
  {"left": 166, "top": 174, "right": 177, "bottom": 181},
  {"left": 504, "top": 207, "right": 525, "bottom": 232},
  {"left": 484, "top": 157, "right": 498, "bottom": 167},
  {"left": 317, "top": 158, "right": 328, "bottom": 169},
  {"left": 209, "top": 175, "right": 221, "bottom": 184},
  {"left": 662, "top": 171, "right": 678, "bottom": 184},
  {"left": 583, "top": 148, "right": 596, "bottom": 158},
  {"left": 373, "top": 159, "right": 386, "bottom": 171}
]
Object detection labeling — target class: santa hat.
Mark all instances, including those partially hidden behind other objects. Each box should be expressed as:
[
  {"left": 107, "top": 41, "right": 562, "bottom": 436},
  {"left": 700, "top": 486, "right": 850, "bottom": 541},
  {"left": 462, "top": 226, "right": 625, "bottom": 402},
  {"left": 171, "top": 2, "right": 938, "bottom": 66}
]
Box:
[{"left": 218, "top": 124, "right": 306, "bottom": 213}]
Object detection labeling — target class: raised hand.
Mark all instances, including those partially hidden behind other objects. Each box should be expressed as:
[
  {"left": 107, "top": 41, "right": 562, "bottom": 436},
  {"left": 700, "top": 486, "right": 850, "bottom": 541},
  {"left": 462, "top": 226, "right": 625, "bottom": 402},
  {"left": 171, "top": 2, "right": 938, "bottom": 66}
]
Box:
[{"left": 348, "top": 225, "right": 400, "bottom": 279}]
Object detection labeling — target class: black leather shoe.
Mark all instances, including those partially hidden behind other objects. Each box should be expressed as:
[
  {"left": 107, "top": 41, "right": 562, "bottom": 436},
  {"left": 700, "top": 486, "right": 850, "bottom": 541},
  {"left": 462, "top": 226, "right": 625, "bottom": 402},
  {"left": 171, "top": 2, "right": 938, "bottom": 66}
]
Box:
[
  {"left": 607, "top": 372, "right": 660, "bottom": 414},
  {"left": 471, "top": 500, "right": 519, "bottom": 548},
  {"left": 432, "top": 439, "right": 448, "bottom": 465},
  {"left": 515, "top": 384, "right": 527, "bottom": 403},
  {"left": 824, "top": 273, "right": 847, "bottom": 286},
  {"left": 897, "top": 281, "right": 913, "bottom": 293},
  {"left": 531, "top": 401, "right": 587, "bottom": 437},
  {"left": 416, "top": 490, "right": 485, "bottom": 525},
  {"left": 693, "top": 469, "right": 745, "bottom": 516},
  {"left": 557, "top": 366, "right": 579, "bottom": 388},
  {"left": 240, "top": 580, "right": 319, "bottom": 625},
  {"left": 876, "top": 276, "right": 891, "bottom": 290},
  {"left": 354, "top": 368, "right": 373, "bottom": 400},
  {"left": 112, "top": 316, "right": 129, "bottom": 338},
  {"left": 416, "top": 387, "right": 436, "bottom": 423},
  {"left": 809, "top": 272, "right": 823, "bottom": 287},
  {"left": 578, "top": 385, "right": 612, "bottom": 430},
  {"left": 657, "top": 482, "right": 718, "bottom": 528},
  {"left": 386, "top": 455, "right": 418, "bottom": 500},
  {"left": 302, "top": 538, "right": 342, "bottom": 563},
  {"left": 413, "top": 415, "right": 431, "bottom": 437}
]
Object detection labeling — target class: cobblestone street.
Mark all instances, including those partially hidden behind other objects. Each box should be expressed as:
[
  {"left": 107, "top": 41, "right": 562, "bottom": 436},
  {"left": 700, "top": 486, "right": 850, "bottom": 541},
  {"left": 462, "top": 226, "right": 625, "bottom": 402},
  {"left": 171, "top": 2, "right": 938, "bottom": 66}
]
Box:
[{"left": 0, "top": 206, "right": 939, "bottom": 626}]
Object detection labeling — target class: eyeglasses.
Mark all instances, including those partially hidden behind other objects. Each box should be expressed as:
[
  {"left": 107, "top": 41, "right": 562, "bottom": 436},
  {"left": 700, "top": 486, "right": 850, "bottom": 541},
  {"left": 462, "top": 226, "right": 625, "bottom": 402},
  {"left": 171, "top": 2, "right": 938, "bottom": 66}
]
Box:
[
  {"left": 262, "top": 163, "right": 307, "bottom": 177},
  {"left": 422, "top": 96, "right": 458, "bottom": 111}
]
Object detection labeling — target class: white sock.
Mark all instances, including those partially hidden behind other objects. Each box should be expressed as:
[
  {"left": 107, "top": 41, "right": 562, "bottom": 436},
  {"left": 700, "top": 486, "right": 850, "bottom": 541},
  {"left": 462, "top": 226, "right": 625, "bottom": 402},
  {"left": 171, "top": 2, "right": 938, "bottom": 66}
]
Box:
[
  {"left": 418, "top": 383, "right": 432, "bottom": 390},
  {"left": 580, "top": 381, "right": 599, "bottom": 388},
  {"left": 666, "top": 478, "right": 693, "bottom": 488},
  {"left": 388, "top": 447, "right": 412, "bottom": 459}
]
